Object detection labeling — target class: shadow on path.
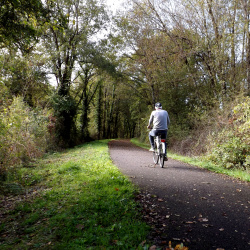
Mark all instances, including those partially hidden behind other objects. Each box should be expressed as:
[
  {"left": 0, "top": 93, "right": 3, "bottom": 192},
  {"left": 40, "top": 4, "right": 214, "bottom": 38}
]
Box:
[{"left": 109, "top": 140, "right": 250, "bottom": 250}]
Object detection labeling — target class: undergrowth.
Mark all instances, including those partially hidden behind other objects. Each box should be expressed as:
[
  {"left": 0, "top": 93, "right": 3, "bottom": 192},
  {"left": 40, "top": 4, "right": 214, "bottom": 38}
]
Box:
[{"left": 206, "top": 96, "right": 250, "bottom": 171}]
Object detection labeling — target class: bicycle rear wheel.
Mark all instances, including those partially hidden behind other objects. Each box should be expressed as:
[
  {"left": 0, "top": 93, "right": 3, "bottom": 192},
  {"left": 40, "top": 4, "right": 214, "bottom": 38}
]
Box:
[
  {"left": 159, "top": 153, "right": 164, "bottom": 168},
  {"left": 159, "top": 144, "right": 165, "bottom": 168},
  {"left": 153, "top": 147, "right": 159, "bottom": 164}
]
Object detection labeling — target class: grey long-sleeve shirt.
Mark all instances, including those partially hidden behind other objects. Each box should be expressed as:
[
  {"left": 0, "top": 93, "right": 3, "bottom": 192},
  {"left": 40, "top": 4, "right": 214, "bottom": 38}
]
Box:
[{"left": 148, "top": 109, "right": 170, "bottom": 130}]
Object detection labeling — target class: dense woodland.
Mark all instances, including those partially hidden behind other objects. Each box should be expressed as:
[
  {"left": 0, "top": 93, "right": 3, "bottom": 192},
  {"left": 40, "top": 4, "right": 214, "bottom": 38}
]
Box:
[{"left": 1, "top": 0, "right": 250, "bottom": 176}]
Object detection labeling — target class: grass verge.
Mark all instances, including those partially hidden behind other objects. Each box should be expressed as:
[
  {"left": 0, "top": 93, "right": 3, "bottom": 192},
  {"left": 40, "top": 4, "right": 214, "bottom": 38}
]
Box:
[
  {"left": 0, "top": 140, "right": 150, "bottom": 249},
  {"left": 131, "top": 138, "right": 250, "bottom": 182}
]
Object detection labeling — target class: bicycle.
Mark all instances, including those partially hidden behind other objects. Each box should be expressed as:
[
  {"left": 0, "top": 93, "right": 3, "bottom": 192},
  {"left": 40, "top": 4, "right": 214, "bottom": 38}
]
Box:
[{"left": 153, "top": 134, "right": 166, "bottom": 168}]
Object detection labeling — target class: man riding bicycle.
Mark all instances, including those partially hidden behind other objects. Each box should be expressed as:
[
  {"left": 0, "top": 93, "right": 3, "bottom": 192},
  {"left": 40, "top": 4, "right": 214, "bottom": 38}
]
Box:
[{"left": 147, "top": 102, "right": 170, "bottom": 161}]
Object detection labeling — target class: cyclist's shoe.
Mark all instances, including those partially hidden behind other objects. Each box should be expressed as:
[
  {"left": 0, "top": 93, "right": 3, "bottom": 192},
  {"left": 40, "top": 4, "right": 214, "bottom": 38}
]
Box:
[
  {"left": 149, "top": 147, "right": 154, "bottom": 152},
  {"left": 164, "top": 156, "right": 168, "bottom": 161}
]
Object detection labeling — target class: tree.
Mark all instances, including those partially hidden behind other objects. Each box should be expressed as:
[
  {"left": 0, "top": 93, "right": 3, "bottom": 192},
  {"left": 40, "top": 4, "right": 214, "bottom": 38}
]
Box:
[
  {"left": 42, "top": 0, "right": 109, "bottom": 147},
  {"left": 73, "top": 64, "right": 100, "bottom": 141},
  {"left": 0, "top": 0, "right": 47, "bottom": 53},
  {"left": 0, "top": 49, "right": 50, "bottom": 107},
  {"left": 116, "top": 1, "right": 198, "bottom": 132}
]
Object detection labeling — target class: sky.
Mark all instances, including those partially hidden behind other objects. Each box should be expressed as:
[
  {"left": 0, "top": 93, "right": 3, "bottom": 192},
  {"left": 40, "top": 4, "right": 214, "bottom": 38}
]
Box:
[{"left": 105, "top": 0, "right": 125, "bottom": 13}]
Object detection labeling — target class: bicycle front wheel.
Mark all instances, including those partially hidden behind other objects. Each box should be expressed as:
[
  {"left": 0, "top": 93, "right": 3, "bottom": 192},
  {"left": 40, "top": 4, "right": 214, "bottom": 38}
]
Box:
[{"left": 153, "top": 148, "right": 159, "bottom": 164}]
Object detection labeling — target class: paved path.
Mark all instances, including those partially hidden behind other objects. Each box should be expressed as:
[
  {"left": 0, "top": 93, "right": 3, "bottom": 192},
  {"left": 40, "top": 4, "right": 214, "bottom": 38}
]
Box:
[{"left": 109, "top": 140, "right": 250, "bottom": 250}]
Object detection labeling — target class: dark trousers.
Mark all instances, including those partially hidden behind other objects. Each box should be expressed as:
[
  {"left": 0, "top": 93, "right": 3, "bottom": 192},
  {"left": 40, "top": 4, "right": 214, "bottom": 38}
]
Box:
[{"left": 149, "top": 129, "right": 168, "bottom": 155}]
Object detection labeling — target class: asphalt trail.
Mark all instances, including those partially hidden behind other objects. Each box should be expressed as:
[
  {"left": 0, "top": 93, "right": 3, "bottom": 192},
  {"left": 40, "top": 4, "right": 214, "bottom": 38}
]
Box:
[{"left": 109, "top": 140, "right": 250, "bottom": 250}]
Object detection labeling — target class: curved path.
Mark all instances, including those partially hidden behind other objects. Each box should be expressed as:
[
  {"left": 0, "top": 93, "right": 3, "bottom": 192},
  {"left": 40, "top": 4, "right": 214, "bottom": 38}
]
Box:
[{"left": 109, "top": 140, "right": 250, "bottom": 250}]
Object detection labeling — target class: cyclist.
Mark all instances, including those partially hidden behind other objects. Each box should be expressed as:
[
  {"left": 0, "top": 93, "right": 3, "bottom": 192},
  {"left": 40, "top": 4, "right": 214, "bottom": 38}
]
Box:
[{"left": 147, "top": 102, "right": 170, "bottom": 160}]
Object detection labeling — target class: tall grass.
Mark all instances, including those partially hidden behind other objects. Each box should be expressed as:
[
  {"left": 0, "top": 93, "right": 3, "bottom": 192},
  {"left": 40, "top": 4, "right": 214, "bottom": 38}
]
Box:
[{"left": 0, "top": 140, "right": 149, "bottom": 249}]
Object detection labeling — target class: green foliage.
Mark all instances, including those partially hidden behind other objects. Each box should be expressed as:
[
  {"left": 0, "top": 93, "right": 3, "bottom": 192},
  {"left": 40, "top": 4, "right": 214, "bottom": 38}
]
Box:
[
  {"left": 50, "top": 93, "right": 77, "bottom": 147},
  {"left": 208, "top": 97, "right": 250, "bottom": 170},
  {"left": 51, "top": 93, "right": 76, "bottom": 116},
  {"left": 0, "top": 96, "right": 50, "bottom": 170},
  {"left": 0, "top": 0, "right": 48, "bottom": 52},
  {"left": 208, "top": 131, "right": 248, "bottom": 168},
  {"left": 0, "top": 49, "right": 51, "bottom": 107}
]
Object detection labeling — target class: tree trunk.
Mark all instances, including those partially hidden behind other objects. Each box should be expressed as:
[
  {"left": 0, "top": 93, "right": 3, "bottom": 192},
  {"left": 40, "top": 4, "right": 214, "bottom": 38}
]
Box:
[
  {"left": 107, "top": 85, "right": 115, "bottom": 139},
  {"left": 96, "top": 83, "right": 102, "bottom": 140},
  {"left": 242, "top": 0, "right": 250, "bottom": 94},
  {"left": 247, "top": 28, "right": 250, "bottom": 94},
  {"left": 81, "top": 92, "right": 89, "bottom": 141}
]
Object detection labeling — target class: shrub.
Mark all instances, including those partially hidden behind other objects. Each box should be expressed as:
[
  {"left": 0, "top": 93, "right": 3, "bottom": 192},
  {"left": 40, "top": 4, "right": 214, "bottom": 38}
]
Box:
[
  {"left": 0, "top": 97, "right": 50, "bottom": 172},
  {"left": 207, "top": 97, "right": 250, "bottom": 169}
]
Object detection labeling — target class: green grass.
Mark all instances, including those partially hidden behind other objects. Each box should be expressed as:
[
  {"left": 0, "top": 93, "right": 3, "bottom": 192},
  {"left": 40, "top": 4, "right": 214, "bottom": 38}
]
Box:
[
  {"left": 131, "top": 138, "right": 250, "bottom": 182},
  {"left": 0, "top": 140, "right": 150, "bottom": 249}
]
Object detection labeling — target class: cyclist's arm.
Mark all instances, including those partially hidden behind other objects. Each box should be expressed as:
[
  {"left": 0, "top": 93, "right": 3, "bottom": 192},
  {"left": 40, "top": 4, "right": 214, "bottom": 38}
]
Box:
[
  {"left": 148, "top": 112, "right": 154, "bottom": 129},
  {"left": 167, "top": 113, "right": 170, "bottom": 127}
]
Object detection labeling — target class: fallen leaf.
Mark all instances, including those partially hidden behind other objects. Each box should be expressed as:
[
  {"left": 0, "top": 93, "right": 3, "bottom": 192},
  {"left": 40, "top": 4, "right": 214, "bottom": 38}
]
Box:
[
  {"left": 76, "top": 224, "right": 84, "bottom": 230},
  {"left": 149, "top": 245, "right": 157, "bottom": 250},
  {"left": 198, "top": 218, "right": 208, "bottom": 222},
  {"left": 202, "top": 224, "right": 209, "bottom": 227},
  {"left": 175, "top": 244, "right": 189, "bottom": 250}
]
